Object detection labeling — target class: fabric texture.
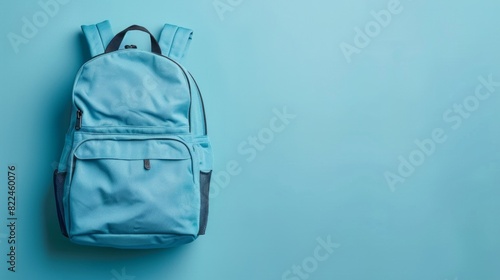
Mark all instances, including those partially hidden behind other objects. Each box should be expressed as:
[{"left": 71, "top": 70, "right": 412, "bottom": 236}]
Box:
[{"left": 54, "top": 21, "right": 213, "bottom": 249}]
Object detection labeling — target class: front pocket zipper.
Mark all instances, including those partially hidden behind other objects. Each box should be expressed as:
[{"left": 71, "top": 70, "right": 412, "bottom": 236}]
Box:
[
  {"left": 68, "top": 138, "right": 199, "bottom": 237},
  {"left": 144, "top": 159, "right": 151, "bottom": 170}
]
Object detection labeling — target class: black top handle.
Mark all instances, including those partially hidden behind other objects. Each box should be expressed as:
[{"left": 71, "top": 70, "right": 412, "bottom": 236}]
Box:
[{"left": 105, "top": 25, "right": 162, "bottom": 55}]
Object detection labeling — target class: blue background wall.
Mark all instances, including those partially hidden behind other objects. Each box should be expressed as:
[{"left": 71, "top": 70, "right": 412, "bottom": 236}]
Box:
[{"left": 1, "top": 0, "right": 499, "bottom": 279}]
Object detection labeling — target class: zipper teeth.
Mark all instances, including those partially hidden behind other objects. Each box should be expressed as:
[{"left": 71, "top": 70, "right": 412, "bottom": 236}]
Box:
[
  {"left": 73, "top": 50, "right": 192, "bottom": 132},
  {"left": 188, "top": 72, "right": 208, "bottom": 135}
]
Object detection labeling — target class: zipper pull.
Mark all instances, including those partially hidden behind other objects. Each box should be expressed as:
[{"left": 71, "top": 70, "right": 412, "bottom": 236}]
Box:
[{"left": 75, "top": 109, "right": 83, "bottom": 130}]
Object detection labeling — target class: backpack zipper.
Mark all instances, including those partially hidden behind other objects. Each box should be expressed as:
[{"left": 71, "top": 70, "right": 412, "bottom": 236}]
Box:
[
  {"left": 188, "top": 72, "right": 208, "bottom": 135},
  {"left": 75, "top": 109, "right": 83, "bottom": 130},
  {"left": 144, "top": 159, "right": 151, "bottom": 170}
]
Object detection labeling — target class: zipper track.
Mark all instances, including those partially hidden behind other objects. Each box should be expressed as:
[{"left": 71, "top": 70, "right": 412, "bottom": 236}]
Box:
[{"left": 188, "top": 72, "right": 208, "bottom": 135}]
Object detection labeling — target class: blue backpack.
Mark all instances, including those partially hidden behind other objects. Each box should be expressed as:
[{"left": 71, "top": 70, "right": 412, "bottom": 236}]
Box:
[{"left": 53, "top": 21, "right": 213, "bottom": 249}]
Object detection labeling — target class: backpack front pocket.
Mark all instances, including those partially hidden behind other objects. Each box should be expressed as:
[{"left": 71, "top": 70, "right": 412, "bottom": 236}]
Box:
[{"left": 68, "top": 138, "right": 199, "bottom": 241}]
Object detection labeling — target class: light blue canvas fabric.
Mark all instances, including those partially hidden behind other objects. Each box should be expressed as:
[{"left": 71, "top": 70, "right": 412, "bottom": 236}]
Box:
[
  {"left": 81, "top": 20, "right": 114, "bottom": 57},
  {"left": 53, "top": 21, "right": 213, "bottom": 249},
  {"left": 158, "top": 24, "right": 193, "bottom": 62}
]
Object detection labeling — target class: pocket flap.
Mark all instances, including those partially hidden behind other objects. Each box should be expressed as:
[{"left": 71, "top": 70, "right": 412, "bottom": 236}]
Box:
[{"left": 74, "top": 139, "right": 190, "bottom": 160}]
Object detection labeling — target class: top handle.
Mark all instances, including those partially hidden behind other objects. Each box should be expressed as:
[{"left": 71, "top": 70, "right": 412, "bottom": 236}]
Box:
[{"left": 105, "top": 25, "right": 162, "bottom": 55}]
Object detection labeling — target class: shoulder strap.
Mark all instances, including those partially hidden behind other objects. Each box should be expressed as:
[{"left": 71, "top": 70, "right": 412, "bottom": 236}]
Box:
[
  {"left": 158, "top": 24, "right": 193, "bottom": 62},
  {"left": 81, "top": 20, "right": 114, "bottom": 57}
]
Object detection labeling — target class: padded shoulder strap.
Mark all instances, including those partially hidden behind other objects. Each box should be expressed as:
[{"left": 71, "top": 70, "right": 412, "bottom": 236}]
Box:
[
  {"left": 81, "top": 20, "right": 114, "bottom": 57},
  {"left": 158, "top": 24, "right": 193, "bottom": 62}
]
